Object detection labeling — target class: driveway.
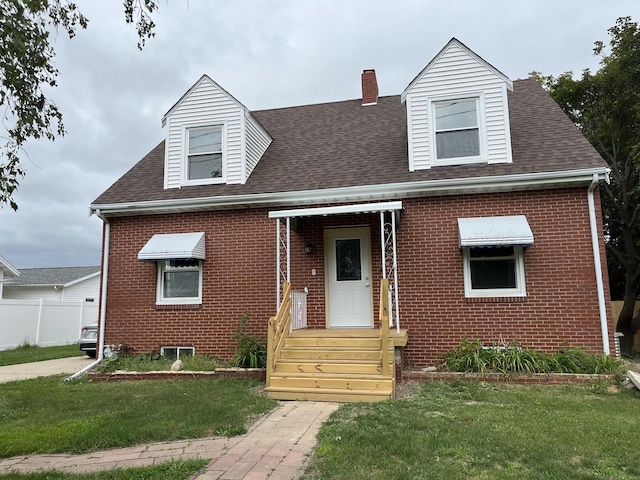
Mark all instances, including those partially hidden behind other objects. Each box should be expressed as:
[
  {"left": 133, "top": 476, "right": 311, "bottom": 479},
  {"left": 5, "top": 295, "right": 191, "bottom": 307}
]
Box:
[{"left": 0, "top": 356, "right": 95, "bottom": 384}]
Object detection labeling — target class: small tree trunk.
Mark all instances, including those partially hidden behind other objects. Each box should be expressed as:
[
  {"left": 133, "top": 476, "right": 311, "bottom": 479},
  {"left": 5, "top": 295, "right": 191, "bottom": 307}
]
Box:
[{"left": 616, "top": 279, "right": 640, "bottom": 355}]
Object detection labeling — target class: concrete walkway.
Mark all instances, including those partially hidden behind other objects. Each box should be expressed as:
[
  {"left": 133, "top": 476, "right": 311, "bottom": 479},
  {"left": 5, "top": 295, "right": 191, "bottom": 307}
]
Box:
[
  {"left": 0, "top": 356, "right": 94, "bottom": 383},
  {"left": 0, "top": 400, "right": 339, "bottom": 480}
]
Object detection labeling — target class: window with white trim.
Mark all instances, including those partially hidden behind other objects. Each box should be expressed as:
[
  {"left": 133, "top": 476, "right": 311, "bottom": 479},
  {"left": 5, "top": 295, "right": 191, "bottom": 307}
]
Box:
[
  {"left": 161, "top": 346, "right": 194, "bottom": 360},
  {"left": 432, "top": 97, "right": 482, "bottom": 162},
  {"left": 156, "top": 259, "right": 202, "bottom": 305},
  {"left": 186, "top": 125, "right": 223, "bottom": 182},
  {"left": 462, "top": 246, "right": 526, "bottom": 298}
]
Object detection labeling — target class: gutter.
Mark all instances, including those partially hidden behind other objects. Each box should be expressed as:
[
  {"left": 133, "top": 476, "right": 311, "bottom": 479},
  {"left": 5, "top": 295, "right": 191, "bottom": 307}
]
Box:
[
  {"left": 65, "top": 210, "right": 110, "bottom": 380},
  {"left": 90, "top": 167, "right": 608, "bottom": 217},
  {"left": 587, "top": 173, "right": 611, "bottom": 355}
]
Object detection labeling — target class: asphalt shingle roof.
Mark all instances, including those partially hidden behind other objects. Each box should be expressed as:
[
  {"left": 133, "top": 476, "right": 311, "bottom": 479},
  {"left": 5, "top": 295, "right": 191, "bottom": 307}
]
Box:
[
  {"left": 4, "top": 266, "right": 100, "bottom": 287},
  {"left": 92, "top": 78, "right": 605, "bottom": 206}
]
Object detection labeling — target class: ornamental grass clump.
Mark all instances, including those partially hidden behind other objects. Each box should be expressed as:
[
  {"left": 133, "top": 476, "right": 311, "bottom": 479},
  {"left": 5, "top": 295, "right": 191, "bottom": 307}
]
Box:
[
  {"left": 228, "top": 312, "right": 267, "bottom": 369},
  {"left": 442, "top": 338, "right": 623, "bottom": 375}
]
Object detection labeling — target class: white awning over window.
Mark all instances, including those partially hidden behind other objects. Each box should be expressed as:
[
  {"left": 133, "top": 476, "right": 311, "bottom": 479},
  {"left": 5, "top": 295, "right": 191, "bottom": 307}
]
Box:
[
  {"left": 458, "top": 216, "right": 533, "bottom": 248},
  {"left": 138, "top": 232, "right": 206, "bottom": 261}
]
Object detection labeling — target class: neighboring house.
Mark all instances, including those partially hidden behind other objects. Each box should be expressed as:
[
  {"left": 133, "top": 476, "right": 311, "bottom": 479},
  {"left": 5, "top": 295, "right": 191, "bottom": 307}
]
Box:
[
  {"left": 2, "top": 266, "right": 101, "bottom": 303},
  {"left": 91, "top": 38, "right": 613, "bottom": 401},
  {"left": 0, "top": 255, "right": 20, "bottom": 299}
]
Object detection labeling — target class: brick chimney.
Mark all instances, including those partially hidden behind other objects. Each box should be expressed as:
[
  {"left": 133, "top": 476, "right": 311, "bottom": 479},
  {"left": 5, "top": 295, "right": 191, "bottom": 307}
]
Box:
[{"left": 361, "top": 69, "right": 378, "bottom": 106}]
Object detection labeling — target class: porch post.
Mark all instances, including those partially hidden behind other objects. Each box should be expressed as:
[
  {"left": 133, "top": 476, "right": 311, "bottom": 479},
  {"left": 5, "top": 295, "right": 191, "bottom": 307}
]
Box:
[
  {"left": 381, "top": 210, "right": 401, "bottom": 333},
  {"left": 391, "top": 211, "right": 400, "bottom": 335},
  {"left": 276, "top": 219, "right": 280, "bottom": 308},
  {"left": 380, "top": 212, "right": 386, "bottom": 279},
  {"left": 286, "top": 217, "right": 290, "bottom": 283},
  {"left": 276, "top": 218, "right": 292, "bottom": 308}
]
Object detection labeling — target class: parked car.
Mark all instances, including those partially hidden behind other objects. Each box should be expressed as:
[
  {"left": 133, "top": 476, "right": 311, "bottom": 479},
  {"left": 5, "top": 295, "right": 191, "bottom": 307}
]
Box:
[{"left": 79, "top": 322, "right": 98, "bottom": 358}]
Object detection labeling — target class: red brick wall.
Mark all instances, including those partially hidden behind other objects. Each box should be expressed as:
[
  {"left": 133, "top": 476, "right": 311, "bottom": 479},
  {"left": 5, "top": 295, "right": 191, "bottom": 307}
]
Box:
[
  {"left": 392, "top": 187, "right": 613, "bottom": 366},
  {"left": 101, "top": 187, "right": 613, "bottom": 367},
  {"left": 103, "top": 210, "right": 276, "bottom": 359}
]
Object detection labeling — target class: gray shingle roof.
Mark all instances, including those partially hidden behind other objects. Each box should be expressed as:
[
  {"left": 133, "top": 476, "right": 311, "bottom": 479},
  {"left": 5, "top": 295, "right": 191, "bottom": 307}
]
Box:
[
  {"left": 4, "top": 266, "right": 100, "bottom": 286},
  {"left": 92, "top": 78, "right": 605, "bottom": 206}
]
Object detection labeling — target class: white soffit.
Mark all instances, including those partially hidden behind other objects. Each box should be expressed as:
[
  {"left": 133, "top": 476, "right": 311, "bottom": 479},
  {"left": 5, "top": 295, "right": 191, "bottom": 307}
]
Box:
[
  {"left": 138, "top": 232, "right": 206, "bottom": 261},
  {"left": 458, "top": 215, "right": 533, "bottom": 248},
  {"left": 268, "top": 201, "right": 403, "bottom": 219}
]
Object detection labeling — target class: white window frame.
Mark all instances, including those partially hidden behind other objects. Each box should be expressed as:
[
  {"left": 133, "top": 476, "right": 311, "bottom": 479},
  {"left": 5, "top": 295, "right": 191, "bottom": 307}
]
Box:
[
  {"left": 462, "top": 246, "right": 527, "bottom": 298},
  {"left": 161, "top": 346, "right": 195, "bottom": 360},
  {"left": 182, "top": 123, "right": 227, "bottom": 186},
  {"left": 156, "top": 259, "right": 203, "bottom": 305},
  {"left": 428, "top": 94, "right": 487, "bottom": 166}
]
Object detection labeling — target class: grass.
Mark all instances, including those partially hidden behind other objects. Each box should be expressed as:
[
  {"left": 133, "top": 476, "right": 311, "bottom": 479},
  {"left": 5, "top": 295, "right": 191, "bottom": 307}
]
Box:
[
  {"left": 0, "top": 459, "right": 208, "bottom": 479},
  {"left": 303, "top": 381, "right": 640, "bottom": 480},
  {"left": 98, "top": 353, "right": 221, "bottom": 372},
  {"left": 0, "top": 376, "right": 276, "bottom": 457},
  {"left": 0, "top": 344, "right": 84, "bottom": 367}
]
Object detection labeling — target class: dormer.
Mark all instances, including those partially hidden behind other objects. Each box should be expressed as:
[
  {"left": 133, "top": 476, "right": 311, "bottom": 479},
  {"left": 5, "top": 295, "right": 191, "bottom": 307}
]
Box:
[
  {"left": 161, "top": 75, "right": 272, "bottom": 189},
  {"left": 401, "top": 38, "right": 513, "bottom": 171}
]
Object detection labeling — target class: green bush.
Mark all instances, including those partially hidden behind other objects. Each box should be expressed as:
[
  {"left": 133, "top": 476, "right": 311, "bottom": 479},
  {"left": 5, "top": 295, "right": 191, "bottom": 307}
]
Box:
[
  {"left": 228, "top": 312, "right": 267, "bottom": 368},
  {"left": 442, "top": 338, "right": 623, "bottom": 375}
]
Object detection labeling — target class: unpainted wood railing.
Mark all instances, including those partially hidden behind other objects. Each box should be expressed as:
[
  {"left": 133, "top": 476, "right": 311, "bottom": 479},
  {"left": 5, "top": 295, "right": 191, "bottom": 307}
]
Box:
[
  {"left": 267, "top": 282, "right": 291, "bottom": 386},
  {"left": 379, "top": 278, "right": 391, "bottom": 377}
]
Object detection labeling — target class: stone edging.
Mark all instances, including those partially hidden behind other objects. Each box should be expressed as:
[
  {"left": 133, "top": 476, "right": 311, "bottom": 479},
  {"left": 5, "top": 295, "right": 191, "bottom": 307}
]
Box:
[
  {"left": 402, "top": 370, "right": 616, "bottom": 384},
  {"left": 87, "top": 368, "right": 614, "bottom": 385},
  {"left": 88, "top": 367, "right": 266, "bottom": 382}
]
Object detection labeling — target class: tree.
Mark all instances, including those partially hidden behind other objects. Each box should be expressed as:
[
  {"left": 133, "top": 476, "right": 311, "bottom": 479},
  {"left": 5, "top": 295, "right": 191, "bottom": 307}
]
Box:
[
  {"left": 0, "top": 0, "right": 157, "bottom": 210},
  {"left": 535, "top": 17, "right": 640, "bottom": 355}
]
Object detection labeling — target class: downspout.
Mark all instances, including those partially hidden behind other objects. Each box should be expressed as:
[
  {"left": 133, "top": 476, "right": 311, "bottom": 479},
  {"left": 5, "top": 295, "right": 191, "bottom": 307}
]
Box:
[
  {"left": 588, "top": 174, "right": 610, "bottom": 355},
  {"left": 65, "top": 210, "right": 110, "bottom": 380}
]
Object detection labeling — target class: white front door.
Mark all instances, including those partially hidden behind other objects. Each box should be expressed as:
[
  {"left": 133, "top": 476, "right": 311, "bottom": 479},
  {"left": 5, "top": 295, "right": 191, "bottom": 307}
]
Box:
[{"left": 325, "top": 227, "right": 373, "bottom": 328}]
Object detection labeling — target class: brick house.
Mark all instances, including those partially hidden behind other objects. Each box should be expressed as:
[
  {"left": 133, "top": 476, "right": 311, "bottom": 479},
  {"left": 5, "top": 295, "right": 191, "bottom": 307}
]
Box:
[{"left": 91, "top": 38, "right": 613, "bottom": 401}]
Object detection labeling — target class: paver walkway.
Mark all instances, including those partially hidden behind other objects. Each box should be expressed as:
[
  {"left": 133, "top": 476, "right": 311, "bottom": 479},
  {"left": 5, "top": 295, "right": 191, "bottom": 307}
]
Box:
[{"left": 0, "top": 400, "right": 339, "bottom": 480}]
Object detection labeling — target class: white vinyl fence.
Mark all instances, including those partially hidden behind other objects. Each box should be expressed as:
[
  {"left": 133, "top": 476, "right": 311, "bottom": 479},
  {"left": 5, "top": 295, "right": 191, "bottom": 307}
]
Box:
[{"left": 0, "top": 299, "right": 98, "bottom": 351}]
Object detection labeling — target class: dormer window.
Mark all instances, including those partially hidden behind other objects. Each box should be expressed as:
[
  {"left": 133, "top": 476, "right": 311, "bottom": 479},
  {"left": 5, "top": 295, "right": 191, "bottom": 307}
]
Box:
[
  {"left": 430, "top": 96, "right": 485, "bottom": 165},
  {"left": 184, "top": 124, "right": 225, "bottom": 184},
  {"left": 434, "top": 98, "right": 480, "bottom": 159}
]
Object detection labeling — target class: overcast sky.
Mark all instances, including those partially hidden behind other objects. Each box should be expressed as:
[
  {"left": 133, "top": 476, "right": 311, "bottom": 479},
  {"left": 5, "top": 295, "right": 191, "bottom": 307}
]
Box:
[{"left": 0, "top": 1, "right": 636, "bottom": 269}]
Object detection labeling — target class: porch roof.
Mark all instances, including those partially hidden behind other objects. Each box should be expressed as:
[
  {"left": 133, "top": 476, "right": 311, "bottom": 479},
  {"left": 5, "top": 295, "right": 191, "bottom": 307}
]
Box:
[{"left": 268, "top": 201, "right": 403, "bottom": 219}]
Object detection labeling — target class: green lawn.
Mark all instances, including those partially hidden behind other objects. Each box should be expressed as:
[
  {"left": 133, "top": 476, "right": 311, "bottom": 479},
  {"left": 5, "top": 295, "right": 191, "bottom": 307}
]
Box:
[
  {"left": 0, "top": 459, "right": 207, "bottom": 480},
  {"left": 303, "top": 381, "right": 640, "bottom": 480},
  {"left": 0, "top": 344, "right": 84, "bottom": 367},
  {"left": 0, "top": 376, "right": 276, "bottom": 457}
]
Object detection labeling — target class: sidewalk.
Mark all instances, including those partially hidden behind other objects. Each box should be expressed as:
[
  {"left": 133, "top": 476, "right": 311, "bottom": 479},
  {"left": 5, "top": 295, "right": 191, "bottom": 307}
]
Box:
[
  {"left": 0, "top": 400, "right": 339, "bottom": 480},
  {"left": 0, "top": 356, "right": 94, "bottom": 384}
]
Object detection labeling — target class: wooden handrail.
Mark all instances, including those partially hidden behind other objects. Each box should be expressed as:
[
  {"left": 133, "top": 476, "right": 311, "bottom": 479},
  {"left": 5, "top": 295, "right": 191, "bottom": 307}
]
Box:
[
  {"left": 267, "top": 282, "right": 292, "bottom": 386},
  {"left": 379, "top": 279, "right": 390, "bottom": 377}
]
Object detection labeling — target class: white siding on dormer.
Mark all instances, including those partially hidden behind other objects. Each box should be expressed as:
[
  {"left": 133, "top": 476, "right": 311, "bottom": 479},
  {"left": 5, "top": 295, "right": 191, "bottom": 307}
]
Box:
[
  {"left": 164, "top": 78, "right": 242, "bottom": 188},
  {"left": 244, "top": 113, "right": 271, "bottom": 181},
  {"left": 404, "top": 41, "right": 512, "bottom": 171},
  {"left": 163, "top": 77, "right": 272, "bottom": 188}
]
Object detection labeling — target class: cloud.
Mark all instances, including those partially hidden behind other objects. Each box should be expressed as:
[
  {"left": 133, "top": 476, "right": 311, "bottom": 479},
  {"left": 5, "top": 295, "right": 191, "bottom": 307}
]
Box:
[{"left": 0, "top": 0, "right": 634, "bottom": 268}]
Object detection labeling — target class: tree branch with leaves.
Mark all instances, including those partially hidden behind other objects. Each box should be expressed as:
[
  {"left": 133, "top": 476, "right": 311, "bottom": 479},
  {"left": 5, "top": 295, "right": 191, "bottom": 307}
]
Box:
[
  {"left": 0, "top": 0, "right": 157, "bottom": 211},
  {"left": 534, "top": 16, "right": 640, "bottom": 355}
]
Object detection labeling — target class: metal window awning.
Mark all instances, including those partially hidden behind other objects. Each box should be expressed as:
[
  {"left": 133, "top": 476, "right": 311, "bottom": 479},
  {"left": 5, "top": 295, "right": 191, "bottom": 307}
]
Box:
[
  {"left": 138, "top": 232, "right": 206, "bottom": 261},
  {"left": 458, "top": 215, "right": 534, "bottom": 248}
]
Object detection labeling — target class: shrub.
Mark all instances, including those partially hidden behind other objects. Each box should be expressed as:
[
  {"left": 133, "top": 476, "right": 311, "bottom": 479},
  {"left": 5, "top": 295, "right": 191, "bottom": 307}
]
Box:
[
  {"left": 442, "top": 338, "right": 623, "bottom": 375},
  {"left": 228, "top": 312, "right": 267, "bottom": 368}
]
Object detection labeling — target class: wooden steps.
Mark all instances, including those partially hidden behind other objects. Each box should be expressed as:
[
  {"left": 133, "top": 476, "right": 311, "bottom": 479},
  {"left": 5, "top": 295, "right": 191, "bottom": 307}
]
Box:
[{"left": 265, "top": 329, "right": 395, "bottom": 402}]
